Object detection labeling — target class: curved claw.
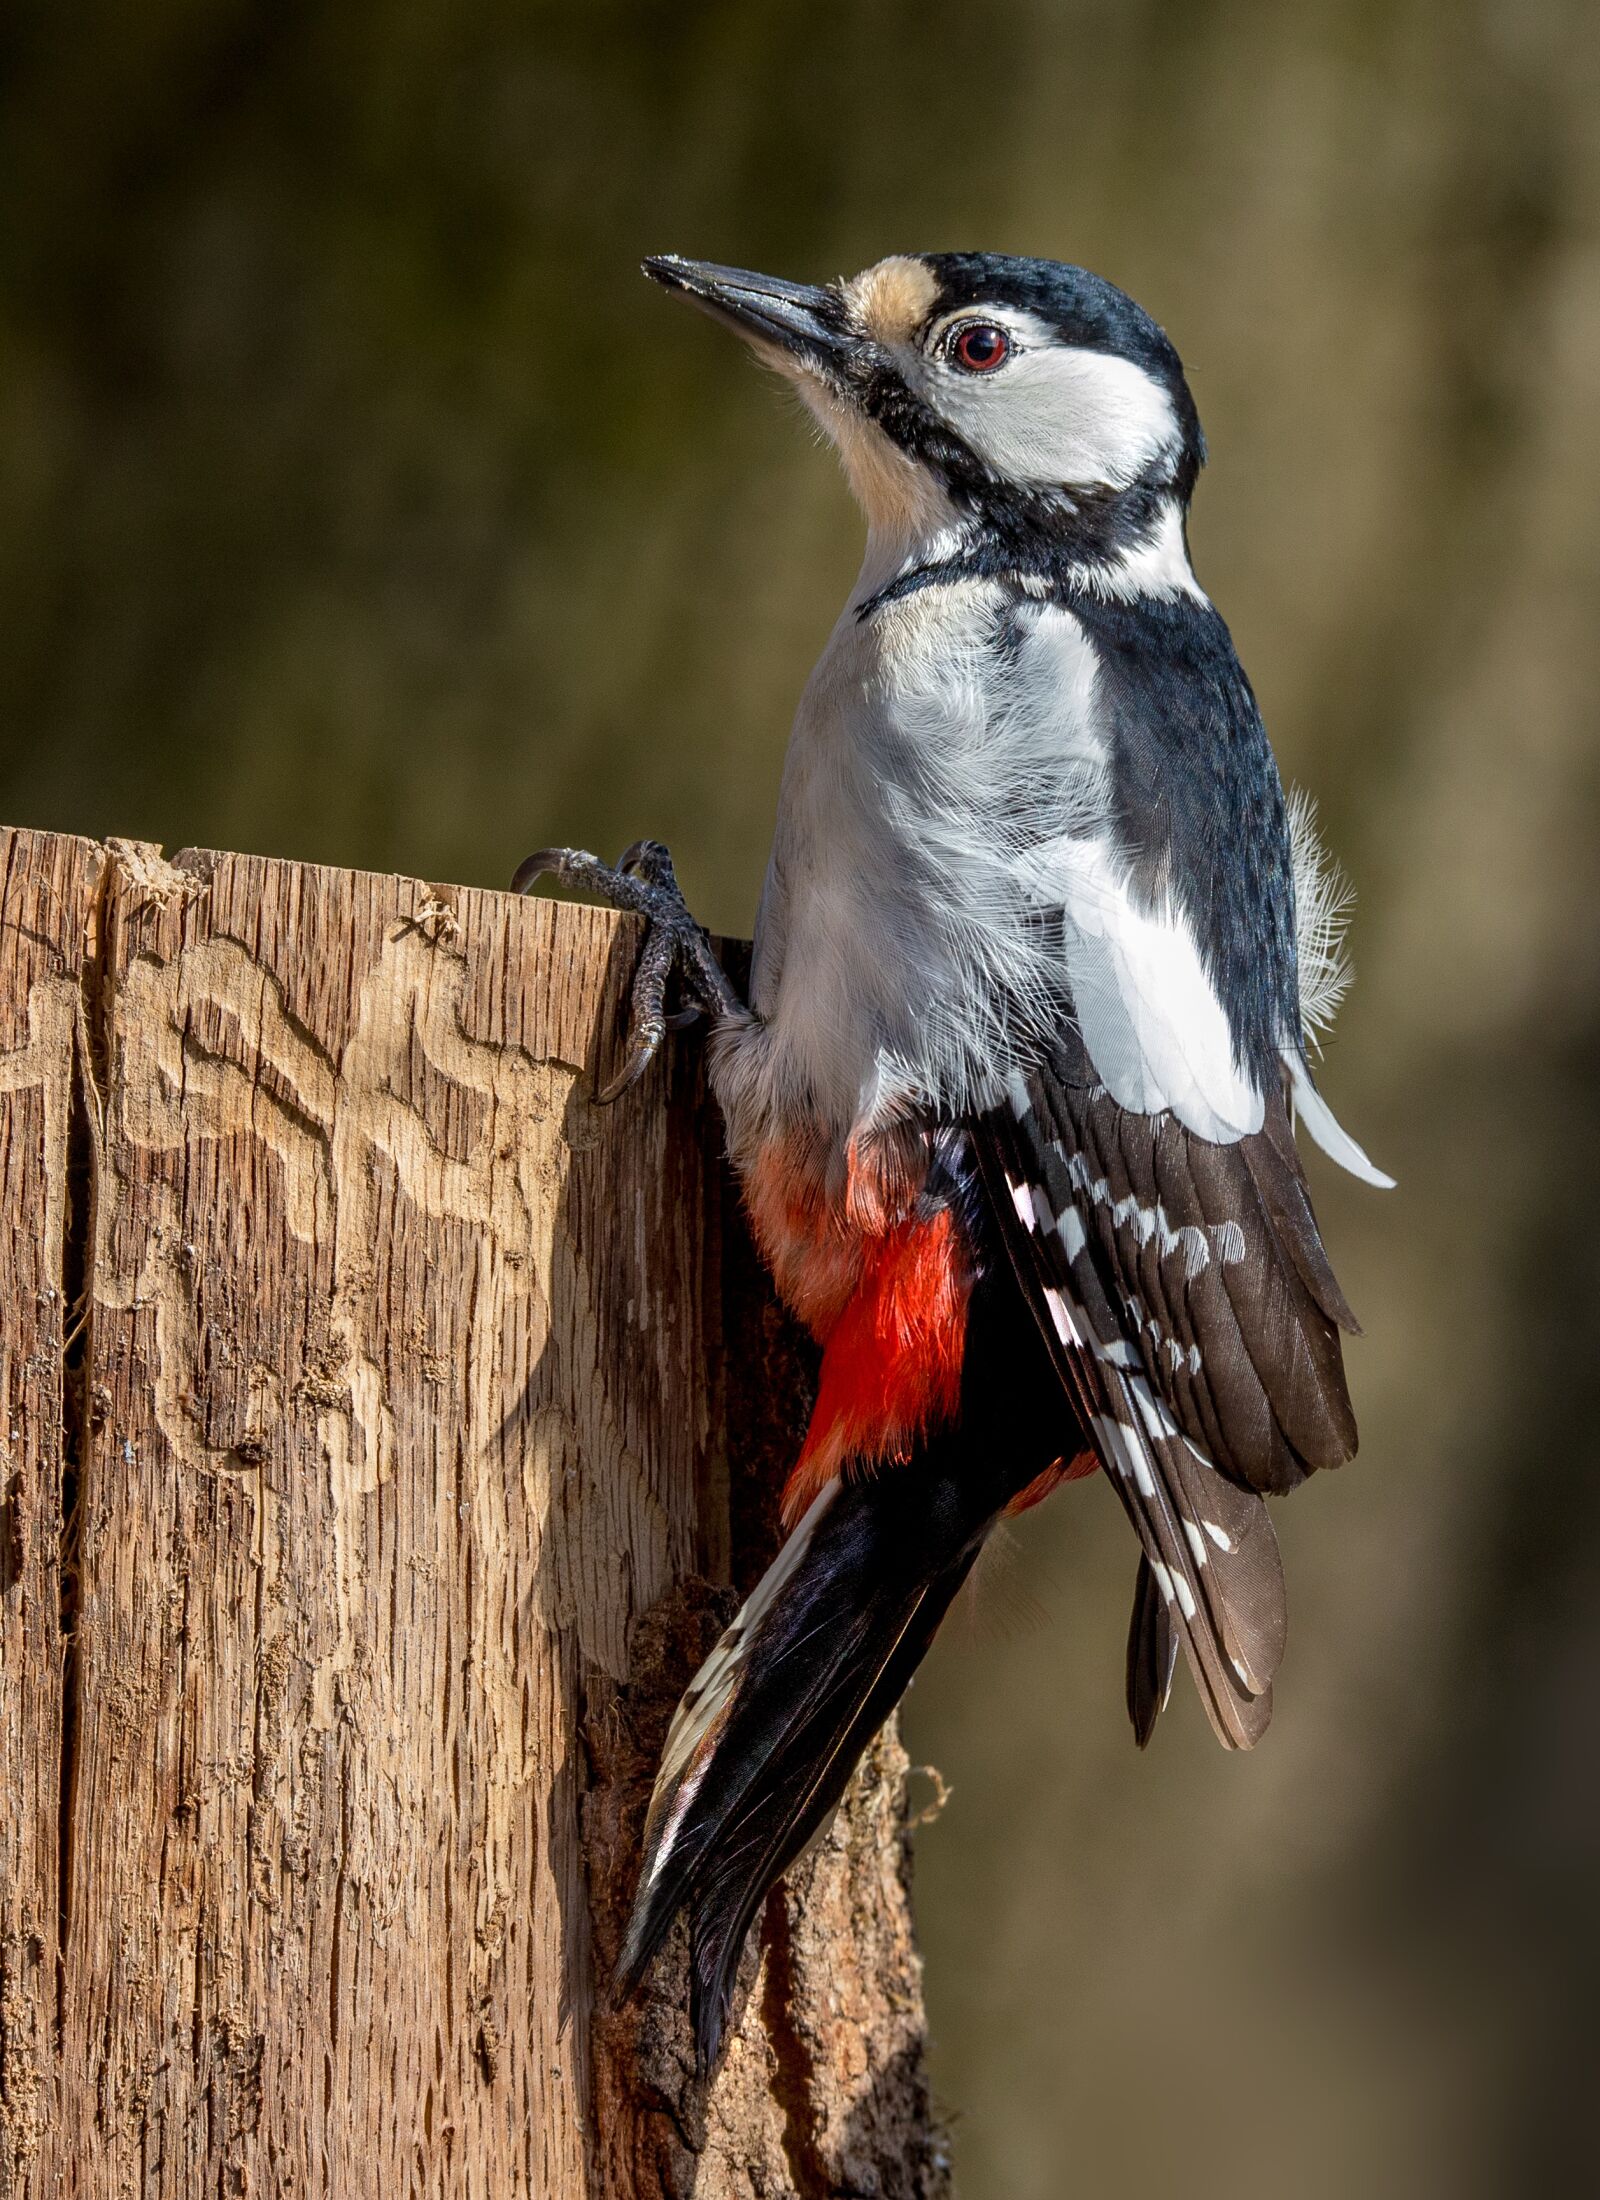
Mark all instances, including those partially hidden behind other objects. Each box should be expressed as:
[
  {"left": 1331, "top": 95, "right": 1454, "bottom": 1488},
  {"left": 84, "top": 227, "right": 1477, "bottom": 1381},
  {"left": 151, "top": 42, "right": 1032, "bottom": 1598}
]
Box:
[
  {"left": 511, "top": 846, "right": 568, "bottom": 896},
  {"left": 512, "top": 845, "right": 657, "bottom": 917},
  {"left": 616, "top": 838, "right": 676, "bottom": 888},
  {"left": 595, "top": 1032, "right": 662, "bottom": 1105},
  {"left": 594, "top": 910, "right": 676, "bottom": 1102},
  {"left": 511, "top": 838, "right": 743, "bottom": 1100}
]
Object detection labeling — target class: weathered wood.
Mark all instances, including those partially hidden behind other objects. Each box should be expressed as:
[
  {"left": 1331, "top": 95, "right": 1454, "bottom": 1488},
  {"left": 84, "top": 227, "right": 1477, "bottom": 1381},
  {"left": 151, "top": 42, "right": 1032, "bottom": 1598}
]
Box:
[
  {"left": 0, "top": 829, "right": 947, "bottom": 2199},
  {"left": 0, "top": 830, "right": 109, "bottom": 2193}
]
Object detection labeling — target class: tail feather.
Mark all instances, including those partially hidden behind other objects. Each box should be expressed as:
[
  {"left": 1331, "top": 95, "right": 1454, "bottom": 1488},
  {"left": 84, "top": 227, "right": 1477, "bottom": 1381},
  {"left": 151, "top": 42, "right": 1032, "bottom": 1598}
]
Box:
[
  {"left": 685, "top": 1571, "right": 968, "bottom": 2065},
  {"left": 1125, "top": 1553, "right": 1178, "bottom": 1748},
  {"left": 619, "top": 1452, "right": 1002, "bottom": 2070}
]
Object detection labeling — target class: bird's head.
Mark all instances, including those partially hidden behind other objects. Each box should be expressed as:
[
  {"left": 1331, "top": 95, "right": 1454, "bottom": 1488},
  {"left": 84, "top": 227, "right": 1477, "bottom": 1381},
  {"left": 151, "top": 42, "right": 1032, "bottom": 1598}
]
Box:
[{"left": 643, "top": 250, "right": 1205, "bottom": 568}]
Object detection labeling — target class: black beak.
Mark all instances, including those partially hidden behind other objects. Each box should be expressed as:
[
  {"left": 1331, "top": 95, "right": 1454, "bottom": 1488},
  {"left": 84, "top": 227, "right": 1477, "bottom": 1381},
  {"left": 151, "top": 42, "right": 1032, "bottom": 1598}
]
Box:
[{"left": 642, "top": 255, "right": 851, "bottom": 371}]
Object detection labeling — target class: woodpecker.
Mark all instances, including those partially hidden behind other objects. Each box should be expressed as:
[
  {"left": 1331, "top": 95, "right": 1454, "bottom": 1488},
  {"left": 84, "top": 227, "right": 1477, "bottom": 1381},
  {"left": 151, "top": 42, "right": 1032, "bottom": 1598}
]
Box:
[{"left": 516, "top": 251, "right": 1392, "bottom": 2069}]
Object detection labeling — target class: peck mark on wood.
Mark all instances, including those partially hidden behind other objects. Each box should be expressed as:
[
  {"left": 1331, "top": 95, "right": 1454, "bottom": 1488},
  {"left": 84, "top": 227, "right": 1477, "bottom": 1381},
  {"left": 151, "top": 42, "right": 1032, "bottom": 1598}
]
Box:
[{"left": 0, "top": 828, "right": 948, "bottom": 2200}]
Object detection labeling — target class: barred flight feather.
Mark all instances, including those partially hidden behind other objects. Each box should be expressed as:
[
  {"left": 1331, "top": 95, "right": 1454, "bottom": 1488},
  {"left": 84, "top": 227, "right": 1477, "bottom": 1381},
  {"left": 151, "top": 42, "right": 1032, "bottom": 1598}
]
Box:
[{"left": 971, "top": 1038, "right": 1363, "bottom": 1746}]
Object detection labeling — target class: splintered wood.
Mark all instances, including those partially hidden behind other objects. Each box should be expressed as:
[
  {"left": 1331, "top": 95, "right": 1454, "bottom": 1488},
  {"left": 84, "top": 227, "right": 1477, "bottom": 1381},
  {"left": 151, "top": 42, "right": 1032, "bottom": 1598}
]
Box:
[{"left": 0, "top": 828, "right": 946, "bottom": 2200}]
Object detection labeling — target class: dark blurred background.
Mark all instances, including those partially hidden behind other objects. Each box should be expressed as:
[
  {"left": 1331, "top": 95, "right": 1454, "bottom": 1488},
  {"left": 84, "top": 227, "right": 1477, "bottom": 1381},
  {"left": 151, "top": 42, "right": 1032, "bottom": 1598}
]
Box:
[{"left": 4, "top": 4, "right": 1598, "bottom": 2192}]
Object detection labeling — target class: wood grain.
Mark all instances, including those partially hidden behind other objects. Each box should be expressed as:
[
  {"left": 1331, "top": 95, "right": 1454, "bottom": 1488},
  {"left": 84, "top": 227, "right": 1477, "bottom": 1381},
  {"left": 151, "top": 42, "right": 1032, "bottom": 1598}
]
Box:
[
  {"left": 0, "top": 829, "right": 108, "bottom": 2195},
  {"left": 0, "top": 828, "right": 946, "bottom": 2199}
]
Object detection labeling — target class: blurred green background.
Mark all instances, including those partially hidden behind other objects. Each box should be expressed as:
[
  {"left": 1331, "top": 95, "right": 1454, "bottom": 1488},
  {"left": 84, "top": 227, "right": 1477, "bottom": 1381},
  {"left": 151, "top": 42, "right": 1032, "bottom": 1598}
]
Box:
[{"left": 4, "top": 3, "right": 1598, "bottom": 2193}]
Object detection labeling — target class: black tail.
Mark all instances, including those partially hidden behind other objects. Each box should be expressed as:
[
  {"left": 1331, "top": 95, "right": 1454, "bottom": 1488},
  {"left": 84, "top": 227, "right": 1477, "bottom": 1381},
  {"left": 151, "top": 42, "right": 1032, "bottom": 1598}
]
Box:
[
  {"left": 618, "top": 1440, "right": 1011, "bottom": 2070},
  {"left": 1125, "top": 1552, "right": 1179, "bottom": 1747},
  {"left": 620, "top": 1166, "right": 1074, "bottom": 2070}
]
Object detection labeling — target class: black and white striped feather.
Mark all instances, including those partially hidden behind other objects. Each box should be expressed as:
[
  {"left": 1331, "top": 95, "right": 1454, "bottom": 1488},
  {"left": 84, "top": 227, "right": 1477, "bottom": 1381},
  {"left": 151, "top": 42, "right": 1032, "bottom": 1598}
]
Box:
[{"left": 976, "top": 1033, "right": 1358, "bottom": 1747}]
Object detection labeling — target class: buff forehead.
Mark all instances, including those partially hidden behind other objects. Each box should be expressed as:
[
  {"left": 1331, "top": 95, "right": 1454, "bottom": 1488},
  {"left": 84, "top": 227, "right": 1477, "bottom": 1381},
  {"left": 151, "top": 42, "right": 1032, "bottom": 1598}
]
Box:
[{"left": 841, "top": 256, "right": 938, "bottom": 347}]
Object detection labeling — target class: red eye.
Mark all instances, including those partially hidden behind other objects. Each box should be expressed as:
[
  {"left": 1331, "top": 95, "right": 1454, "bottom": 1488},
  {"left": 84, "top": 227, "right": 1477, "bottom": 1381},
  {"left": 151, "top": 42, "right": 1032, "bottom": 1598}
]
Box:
[{"left": 950, "top": 321, "right": 1012, "bottom": 373}]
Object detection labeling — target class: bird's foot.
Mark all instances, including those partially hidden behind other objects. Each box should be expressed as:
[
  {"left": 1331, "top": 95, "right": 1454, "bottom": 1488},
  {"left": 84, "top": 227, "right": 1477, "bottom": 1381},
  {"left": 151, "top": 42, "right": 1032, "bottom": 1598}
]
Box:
[{"left": 513, "top": 839, "right": 741, "bottom": 1101}]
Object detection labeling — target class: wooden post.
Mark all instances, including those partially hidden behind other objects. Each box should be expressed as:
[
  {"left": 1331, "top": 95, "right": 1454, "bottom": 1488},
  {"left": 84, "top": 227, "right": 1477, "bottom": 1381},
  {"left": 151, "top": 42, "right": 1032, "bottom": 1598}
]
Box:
[{"left": 0, "top": 828, "right": 949, "bottom": 2199}]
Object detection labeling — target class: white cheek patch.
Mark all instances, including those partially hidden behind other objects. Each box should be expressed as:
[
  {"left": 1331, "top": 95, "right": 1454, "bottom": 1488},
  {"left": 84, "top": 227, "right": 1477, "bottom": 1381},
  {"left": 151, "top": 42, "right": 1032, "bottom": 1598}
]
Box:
[{"left": 911, "top": 311, "right": 1180, "bottom": 491}]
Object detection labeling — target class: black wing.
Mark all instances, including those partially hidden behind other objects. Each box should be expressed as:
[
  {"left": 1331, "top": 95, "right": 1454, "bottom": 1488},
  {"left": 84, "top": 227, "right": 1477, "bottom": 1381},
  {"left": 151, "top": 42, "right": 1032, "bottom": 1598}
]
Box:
[{"left": 975, "top": 1034, "right": 1359, "bottom": 1748}]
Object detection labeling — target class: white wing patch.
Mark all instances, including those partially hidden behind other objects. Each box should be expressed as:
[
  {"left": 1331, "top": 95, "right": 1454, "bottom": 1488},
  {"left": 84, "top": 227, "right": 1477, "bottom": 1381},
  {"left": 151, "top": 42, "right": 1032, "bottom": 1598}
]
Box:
[{"left": 1015, "top": 827, "right": 1265, "bottom": 1142}]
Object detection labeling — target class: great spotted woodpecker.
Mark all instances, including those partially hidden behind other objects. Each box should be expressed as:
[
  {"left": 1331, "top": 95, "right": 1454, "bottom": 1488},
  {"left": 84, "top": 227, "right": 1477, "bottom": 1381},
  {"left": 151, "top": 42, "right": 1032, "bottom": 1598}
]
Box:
[{"left": 516, "top": 252, "right": 1392, "bottom": 2069}]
